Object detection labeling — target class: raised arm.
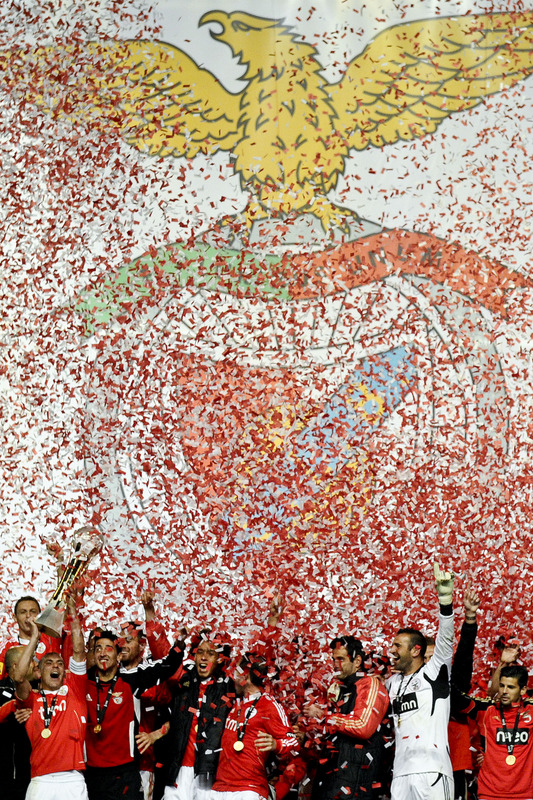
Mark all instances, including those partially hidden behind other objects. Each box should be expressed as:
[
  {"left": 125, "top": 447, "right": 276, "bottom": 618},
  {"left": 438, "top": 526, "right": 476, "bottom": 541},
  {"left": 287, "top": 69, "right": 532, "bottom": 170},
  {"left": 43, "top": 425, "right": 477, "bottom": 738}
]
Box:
[
  {"left": 487, "top": 643, "right": 521, "bottom": 699},
  {"left": 123, "top": 638, "right": 185, "bottom": 696},
  {"left": 425, "top": 562, "right": 455, "bottom": 679},
  {"left": 65, "top": 590, "right": 85, "bottom": 664},
  {"left": 451, "top": 588, "right": 480, "bottom": 695},
  {"left": 141, "top": 589, "right": 172, "bottom": 660},
  {"left": 267, "top": 593, "right": 284, "bottom": 628},
  {"left": 12, "top": 619, "right": 40, "bottom": 701}
]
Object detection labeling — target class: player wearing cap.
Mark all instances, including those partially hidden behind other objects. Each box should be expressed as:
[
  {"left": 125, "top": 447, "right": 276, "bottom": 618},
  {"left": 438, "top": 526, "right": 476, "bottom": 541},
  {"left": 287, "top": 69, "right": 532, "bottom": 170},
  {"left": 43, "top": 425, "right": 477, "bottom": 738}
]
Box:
[
  {"left": 12, "top": 610, "right": 88, "bottom": 800},
  {"left": 304, "top": 634, "right": 389, "bottom": 799},
  {"left": 386, "top": 563, "right": 455, "bottom": 800},
  {"left": 211, "top": 652, "right": 299, "bottom": 800}
]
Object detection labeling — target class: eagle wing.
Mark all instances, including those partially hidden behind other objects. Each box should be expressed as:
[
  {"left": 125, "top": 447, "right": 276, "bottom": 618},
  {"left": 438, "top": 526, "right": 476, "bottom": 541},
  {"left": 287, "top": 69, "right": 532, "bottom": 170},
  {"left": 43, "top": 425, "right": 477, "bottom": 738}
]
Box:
[
  {"left": 331, "top": 12, "right": 533, "bottom": 149},
  {"left": 2, "top": 39, "right": 242, "bottom": 157}
]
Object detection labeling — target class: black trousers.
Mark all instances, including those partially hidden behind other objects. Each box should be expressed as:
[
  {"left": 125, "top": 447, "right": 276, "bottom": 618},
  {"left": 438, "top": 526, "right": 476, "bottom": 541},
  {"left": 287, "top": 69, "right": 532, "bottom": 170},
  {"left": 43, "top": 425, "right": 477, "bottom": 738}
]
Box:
[{"left": 85, "top": 762, "right": 143, "bottom": 800}]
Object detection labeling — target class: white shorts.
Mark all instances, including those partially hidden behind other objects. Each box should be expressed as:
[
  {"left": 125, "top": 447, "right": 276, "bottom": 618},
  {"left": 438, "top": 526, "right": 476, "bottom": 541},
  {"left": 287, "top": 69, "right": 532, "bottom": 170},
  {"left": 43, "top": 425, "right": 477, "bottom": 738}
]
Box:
[
  {"left": 141, "top": 769, "right": 154, "bottom": 800},
  {"left": 26, "top": 770, "right": 88, "bottom": 800},
  {"left": 163, "top": 766, "right": 212, "bottom": 800},
  {"left": 391, "top": 773, "right": 453, "bottom": 800}
]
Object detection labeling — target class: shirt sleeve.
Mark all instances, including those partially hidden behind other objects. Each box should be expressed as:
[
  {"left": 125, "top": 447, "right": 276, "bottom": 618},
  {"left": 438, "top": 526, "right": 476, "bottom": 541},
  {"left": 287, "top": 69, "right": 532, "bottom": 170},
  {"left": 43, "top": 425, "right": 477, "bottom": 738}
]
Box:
[
  {"left": 146, "top": 620, "right": 172, "bottom": 661},
  {"left": 67, "top": 657, "right": 88, "bottom": 702},
  {"left": 455, "top": 693, "right": 489, "bottom": 719},
  {"left": 15, "top": 689, "right": 36, "bottom": 710},
  {"left": 263, "top": 697, "right": 300, "bottom": 756},
  {"left": 324, "top": 675, "right": 389, "bottom": 739},
  {"left": 424, "top": 611, "right": 454, "bottom": 681},
  {"left": 0, "top": 698, "right": 16, "bottom": 723},
  {"left": 124, "top": 643, "right": 185, "bottom": 696},
  {"left": 451, "top": 621, "right": 477, "bottom": 699}
]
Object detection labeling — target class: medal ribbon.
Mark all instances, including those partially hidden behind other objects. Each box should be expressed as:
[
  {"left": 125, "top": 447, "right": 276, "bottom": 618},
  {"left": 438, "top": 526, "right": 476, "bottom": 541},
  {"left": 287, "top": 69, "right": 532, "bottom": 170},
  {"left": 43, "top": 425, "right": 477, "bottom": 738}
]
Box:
[
  {"left": 394, "top": 666, "right": 422, "bottom": 724},
  {"left": 40, "top": 690, "right": 58, "bottom": 733},
  {"left": 235, "top": 695, "right": 261, "bottom": 747},
  {"left": 499, "top": 703, "right": 522, "bottom": 760},
  {"left": 95, "top": 674, "right": 119, "bottom": 729}
]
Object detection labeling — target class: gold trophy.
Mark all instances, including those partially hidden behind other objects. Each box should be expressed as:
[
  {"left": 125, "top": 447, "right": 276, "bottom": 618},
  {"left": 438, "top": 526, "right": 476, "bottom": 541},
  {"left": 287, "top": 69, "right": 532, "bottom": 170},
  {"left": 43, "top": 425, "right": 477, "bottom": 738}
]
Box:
[{"left": 36, "top": 526, "right": 104, "bottom": 637}]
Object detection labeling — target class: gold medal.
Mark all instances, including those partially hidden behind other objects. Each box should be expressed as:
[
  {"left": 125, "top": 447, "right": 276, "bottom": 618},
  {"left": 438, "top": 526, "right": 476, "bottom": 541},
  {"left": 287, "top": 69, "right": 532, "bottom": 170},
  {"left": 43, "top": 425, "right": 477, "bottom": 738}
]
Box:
[
  {"left": 506, "top": 754, "right": 516, "bottom": 765},
  {"left": 93, "top": 724, "right": 102, "bottom": 734},
  {"left": 233, "top": 740, "right": 244, "bottom": 752},
  {"left": 41, "top": 728, "right": 52, "bottom": 739}
]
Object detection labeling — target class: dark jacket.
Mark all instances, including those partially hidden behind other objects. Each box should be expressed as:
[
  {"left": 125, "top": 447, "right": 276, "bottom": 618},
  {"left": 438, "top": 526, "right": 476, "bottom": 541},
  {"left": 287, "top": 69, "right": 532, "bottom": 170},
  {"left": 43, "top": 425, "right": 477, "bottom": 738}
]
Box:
[
  {"left": 312, "top": 672, "right": 386, "bottom": 800},
  {"left": 161, "top": 664, "right": 235, "bottom": 789},
  {"left": 0, "top": 677, "right": 31, "bottom": 800}
]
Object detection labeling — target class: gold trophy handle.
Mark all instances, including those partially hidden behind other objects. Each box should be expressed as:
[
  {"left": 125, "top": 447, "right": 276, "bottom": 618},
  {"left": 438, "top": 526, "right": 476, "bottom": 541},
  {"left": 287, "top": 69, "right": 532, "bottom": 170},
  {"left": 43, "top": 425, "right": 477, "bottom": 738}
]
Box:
[{"left": 36, "top": 528, "right": 104, "bottom": 636}]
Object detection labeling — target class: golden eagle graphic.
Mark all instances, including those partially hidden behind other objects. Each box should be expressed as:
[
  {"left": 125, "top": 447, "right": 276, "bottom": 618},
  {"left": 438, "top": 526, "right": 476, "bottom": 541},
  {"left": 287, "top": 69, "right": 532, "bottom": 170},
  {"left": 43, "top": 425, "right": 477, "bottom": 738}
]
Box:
[{"left": 4, "top": 11, "right": 533, "bottom": 230}]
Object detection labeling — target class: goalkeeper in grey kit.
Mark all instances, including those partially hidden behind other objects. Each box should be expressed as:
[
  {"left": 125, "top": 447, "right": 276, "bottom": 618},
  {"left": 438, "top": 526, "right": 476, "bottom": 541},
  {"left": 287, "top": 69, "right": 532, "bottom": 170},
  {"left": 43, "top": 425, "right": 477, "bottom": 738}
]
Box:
[{"left": 387, "top": 564, "right": 455, "bottom": 800}]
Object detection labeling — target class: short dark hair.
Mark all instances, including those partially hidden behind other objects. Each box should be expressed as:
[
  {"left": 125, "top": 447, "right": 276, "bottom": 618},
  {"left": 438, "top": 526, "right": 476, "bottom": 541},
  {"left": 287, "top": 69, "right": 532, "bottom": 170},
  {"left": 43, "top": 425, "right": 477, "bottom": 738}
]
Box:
[
  {"left": 14, "top": 596, "right": 40, "bottom": 615},
  {"left": 191, "top": 628, "right": 231, "bottom": 660},
  {"left": 93, "top": 631, "right": 119, "bottom": 652},
  {"left": 397, "top": 628, "right": 427, "bottom": 659},
  {"left": 240, "top": 652, "right": 268, "bottom": 687},
  {"left": 330, "top": 635, "right": 365, "bottom": 662},
  {"left": 86, "top": 626, "right": 103, "bottom": 646},
  {"left": 501, "top": 664, "right": 529, "bottom": 689}
]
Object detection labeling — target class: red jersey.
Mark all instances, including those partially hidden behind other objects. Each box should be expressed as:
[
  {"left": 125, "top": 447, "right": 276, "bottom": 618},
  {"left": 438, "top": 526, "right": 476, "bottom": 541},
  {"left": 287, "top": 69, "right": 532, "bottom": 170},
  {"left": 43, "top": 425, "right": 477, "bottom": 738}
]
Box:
[
  {"left": 449, "top": 718, "right": 472, "bottom": 771},
  {"left": 0, "top": 697, "right": 16, "bottom": 723},
  {"left": 212, "top": 692, "right": 299, "bottom": 800},
  {"left": 20, "top": 659, "right": 87, "bottom": 778},
  {"left": 146, "top": 620, "right": 171, "bottom": 661},
  {"left": 86, "top": 672, "right": 140, "bottom": 768},
  {"left": 0, "top": 633, "right": 61, "bottom": 679},
  {"left": 86, "top": 645, "right": 183, "bottom": 769},
  {"left": 477, "top": 701, "right": 533, "bottom": 800}
]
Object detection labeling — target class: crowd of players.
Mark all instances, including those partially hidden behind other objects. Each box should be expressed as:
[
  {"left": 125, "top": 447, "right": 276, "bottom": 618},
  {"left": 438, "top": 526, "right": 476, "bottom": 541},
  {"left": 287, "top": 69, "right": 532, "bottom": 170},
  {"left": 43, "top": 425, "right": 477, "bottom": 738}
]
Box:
[{"left": 0, "top": 564, "right": 531, "bottom": 800}]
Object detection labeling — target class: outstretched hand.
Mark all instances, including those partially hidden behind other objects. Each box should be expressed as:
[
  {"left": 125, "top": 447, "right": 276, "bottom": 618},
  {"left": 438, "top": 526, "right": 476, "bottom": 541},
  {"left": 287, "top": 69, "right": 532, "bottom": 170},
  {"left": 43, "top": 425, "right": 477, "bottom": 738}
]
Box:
[
  {"left": 500, "top": 644, "right": 520, "bottom": 665},
  {"left": 463, "top": 588, "right": 481, "bottom": 617},
  {"left": 140, "top": 589, "right": 156, "bottom": 622},
  {"left": 267, "top": 593, "right": 284, "bottom": 627},
  {"left": 434, "top": 563, "right": 454, "bottom": 605}
]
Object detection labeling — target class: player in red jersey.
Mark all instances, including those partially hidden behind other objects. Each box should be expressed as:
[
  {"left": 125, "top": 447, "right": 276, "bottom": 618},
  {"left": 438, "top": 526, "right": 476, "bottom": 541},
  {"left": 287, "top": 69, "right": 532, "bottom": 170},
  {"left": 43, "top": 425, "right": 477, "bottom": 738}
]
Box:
[
  {"left": 0, "top": 597, "right": 61, "bottom": 680},
  {"left": 13, "top": 609, "right": 88, "bottom": 800},
  {"left": 119, "top": 590, "right": 176, "bottom": 800},
  {"left": 211, "top": 652, "right": 299, "bottom": 800},
  {"left": 462, "top": 664, "right": 533, "bottom": 800},
  {"left": 84, "top": 630, "right": 184, "bottom": 800}
]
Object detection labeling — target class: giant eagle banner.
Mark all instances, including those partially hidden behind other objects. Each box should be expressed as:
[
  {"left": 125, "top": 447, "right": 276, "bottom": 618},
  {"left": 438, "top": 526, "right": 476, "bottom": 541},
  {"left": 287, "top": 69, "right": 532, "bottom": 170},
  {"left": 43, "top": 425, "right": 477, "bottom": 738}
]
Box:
[{"left": 0, "top": 0, "right": 532, "bottom": 670}]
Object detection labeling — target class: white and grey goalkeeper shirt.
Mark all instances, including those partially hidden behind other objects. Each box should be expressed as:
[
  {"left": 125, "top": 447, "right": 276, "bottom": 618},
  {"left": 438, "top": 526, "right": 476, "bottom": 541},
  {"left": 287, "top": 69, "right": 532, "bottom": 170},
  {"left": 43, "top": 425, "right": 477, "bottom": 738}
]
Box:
[{"left": 386, "top": 611, "right": 454, "bottom": 779}]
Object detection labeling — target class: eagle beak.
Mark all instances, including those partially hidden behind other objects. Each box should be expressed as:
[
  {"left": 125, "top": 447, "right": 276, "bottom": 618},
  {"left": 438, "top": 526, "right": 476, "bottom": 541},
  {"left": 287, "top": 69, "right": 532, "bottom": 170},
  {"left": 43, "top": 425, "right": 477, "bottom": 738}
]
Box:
[{"left": 199, "top": 11, "right": 226, "bottom": 41}]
